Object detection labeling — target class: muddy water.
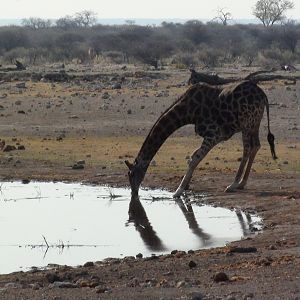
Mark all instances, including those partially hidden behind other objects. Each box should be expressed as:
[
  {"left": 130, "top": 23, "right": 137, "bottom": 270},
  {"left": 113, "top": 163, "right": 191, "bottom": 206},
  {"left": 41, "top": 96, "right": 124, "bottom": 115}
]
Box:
[{"left": 0, "top": 182, "right": 261, "bottom": 274}]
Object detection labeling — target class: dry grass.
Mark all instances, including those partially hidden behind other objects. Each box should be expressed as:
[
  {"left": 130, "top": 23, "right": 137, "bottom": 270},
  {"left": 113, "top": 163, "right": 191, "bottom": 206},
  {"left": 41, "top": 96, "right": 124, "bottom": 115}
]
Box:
[{"left": 1, "top": 135, "right": 299, "bottom": 176}]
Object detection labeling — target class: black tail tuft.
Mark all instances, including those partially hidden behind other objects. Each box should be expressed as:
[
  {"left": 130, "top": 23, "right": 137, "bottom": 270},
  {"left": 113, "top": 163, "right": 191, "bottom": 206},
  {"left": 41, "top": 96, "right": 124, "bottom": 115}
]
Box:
[{"left": 267, "top": 132, "right": 278, "bottom": 160}]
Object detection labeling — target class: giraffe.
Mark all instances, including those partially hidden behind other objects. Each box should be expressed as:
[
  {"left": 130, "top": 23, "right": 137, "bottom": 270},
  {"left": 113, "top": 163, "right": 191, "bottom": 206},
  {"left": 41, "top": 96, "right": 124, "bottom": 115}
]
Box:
[{"left": 125, "top": 80, "right": 277, "bottom": 197}]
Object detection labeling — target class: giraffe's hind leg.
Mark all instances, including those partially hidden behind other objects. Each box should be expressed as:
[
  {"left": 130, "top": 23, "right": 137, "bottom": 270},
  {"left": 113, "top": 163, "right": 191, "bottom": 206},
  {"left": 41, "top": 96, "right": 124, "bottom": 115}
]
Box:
[
  {"left": 173, "top": 138, "right": 217, "bottom": 198},
  {"left": 225, "top": 132, "right": 252, "bottom": 192},
  {"left": 237, "top": 132, "right": 261, "bottom": 190}
]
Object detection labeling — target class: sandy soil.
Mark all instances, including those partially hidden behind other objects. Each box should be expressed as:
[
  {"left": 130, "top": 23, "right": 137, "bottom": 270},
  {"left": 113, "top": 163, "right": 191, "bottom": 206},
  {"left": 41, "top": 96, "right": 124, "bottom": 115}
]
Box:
[{"left": 0, "top": 65, "right": 299, "bottom": 299}]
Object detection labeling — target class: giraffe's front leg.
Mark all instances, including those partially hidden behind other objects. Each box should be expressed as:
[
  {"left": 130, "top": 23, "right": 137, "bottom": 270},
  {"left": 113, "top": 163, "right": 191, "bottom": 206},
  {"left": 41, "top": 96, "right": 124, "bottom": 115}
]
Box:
[
  {"left": 173, "top": 167, "right": 193, "bottom": 198},
  {"left": 173, "top": 138, "right": 216, "bottom": 198}
]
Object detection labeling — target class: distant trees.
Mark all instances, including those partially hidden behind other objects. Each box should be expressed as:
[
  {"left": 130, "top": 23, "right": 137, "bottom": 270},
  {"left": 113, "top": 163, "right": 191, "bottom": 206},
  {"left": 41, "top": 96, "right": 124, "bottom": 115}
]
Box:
[
  {"left": 253, "top": 0, "right": 294, "bottom": 27},
  {"left": 21, "top": 17, "right": 52, "bottom": 29},
  {"left": 55, "top": 15, "right": 79, "bottom": 29},
  {"left": 74, "top": 10, "right": 98, "bottom": 27},
  {"left": 22, "top": 11, "right": 98, "bottom": 30},
  {"left": 182, "top": 20, "right": 209, "bottom": 45},
  {"left": 213, "top": 8, "right": 232, "bottom": 25},
  {"left": 0, "top": 28, "right": 29, "bottom": 51},
  {"left": 0, "top": 17, "right": 299, "bottom": 68}
]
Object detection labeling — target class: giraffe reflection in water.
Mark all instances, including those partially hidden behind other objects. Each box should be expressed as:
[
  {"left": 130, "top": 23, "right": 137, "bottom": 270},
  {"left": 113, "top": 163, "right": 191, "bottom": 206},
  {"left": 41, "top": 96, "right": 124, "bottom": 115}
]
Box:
[
  {"left": 235, "top": 209, "right": 253, "bottom": 236},
  {"left": 127, "top": 195, "right": 166, "bottom": 251},
  {"left": 127, "top": 195, "right": 211, "bottom": 252},
  {"left": 175, "top": 198, "right": 211, "bottom": 247}
]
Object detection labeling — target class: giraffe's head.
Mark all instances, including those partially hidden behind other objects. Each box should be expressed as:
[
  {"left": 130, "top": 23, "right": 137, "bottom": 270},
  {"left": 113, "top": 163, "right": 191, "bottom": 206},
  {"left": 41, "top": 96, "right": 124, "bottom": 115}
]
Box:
[{"left": 125, "top": 160, "right": 144, "bottom": 196}]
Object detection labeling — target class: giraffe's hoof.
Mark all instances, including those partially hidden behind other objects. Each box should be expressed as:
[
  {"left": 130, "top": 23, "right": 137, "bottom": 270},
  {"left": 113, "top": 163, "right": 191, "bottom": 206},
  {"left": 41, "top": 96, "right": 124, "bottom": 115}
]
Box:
[
  {"left": 236, "top": 185, "right": 245, "bottom": 190},
  {"left": 225, "top": 185, "right": 237, "bottom": 193},
  {"left": 173, "top": 189, "right": 184, "bottom": 198}
]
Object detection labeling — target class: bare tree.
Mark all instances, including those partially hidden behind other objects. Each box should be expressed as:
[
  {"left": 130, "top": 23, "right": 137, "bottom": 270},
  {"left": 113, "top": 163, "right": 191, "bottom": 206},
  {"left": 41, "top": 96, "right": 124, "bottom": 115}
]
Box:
[
  {"left": 22, "top": 17, "right": 52, "bottom": 29},
  {"left": 74, "top": 10, "right": 97, "bottom": 27},
  {"left": 214, "top": 8, "right": 232, "bottom": 25},
  {"left": 253, "top": 0, "right": 294, "bottom": 27}
]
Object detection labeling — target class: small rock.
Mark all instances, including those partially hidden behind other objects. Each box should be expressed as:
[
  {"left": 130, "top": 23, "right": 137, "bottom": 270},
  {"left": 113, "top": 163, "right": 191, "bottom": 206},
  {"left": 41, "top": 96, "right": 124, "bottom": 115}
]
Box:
[
  {"left": 213, "top": 272, "right": 229, "bottom": 283},
  {"left": 17, "top": 110, "right": 26, "bottom": 114},
  {"left": 22, "top": 179, "right": 30, "bottom": 184},
  {"left": 127, "top": 109, "right": 132, "bottom": 114},
  {"left": 176, "top": 281, "right": 186, "bottom": 288},
  {"left": 102, "top": 93, "right": 110, "bottom": 99},
  {"left": 77, "top": 279, "right": 90, "bottom": 287},
  {"left": 112, "top": 83, "right": 121, "bottom": 89},
  {"left": 3, "top": 145, "right": 16, "bottom": 152},
  {"left": 72, "top": 163, "right": 84, "bottom": 170},
  {"left": 17, "top": 145, "right": 25, "bottom": 150},
  {"left": 163, "top": 271, "right": 173, "bottom": 276},
  {"left": 188, "top": 260, "right": 197, "bottom": 269},
  {"left": 45, "top": 273, "right": 61, "bottom": 283},
  {"left": 136, "top": 253, "right": 143, "bottom": 259},
  {"left": 83, "top": 261, "right": 94, "bottom": 267},
  {"left": 77, "top": 160, "right": 85, "bottom": 165},
  {"left": 95, "top": 286, "right": 107, "bottom": 293}
]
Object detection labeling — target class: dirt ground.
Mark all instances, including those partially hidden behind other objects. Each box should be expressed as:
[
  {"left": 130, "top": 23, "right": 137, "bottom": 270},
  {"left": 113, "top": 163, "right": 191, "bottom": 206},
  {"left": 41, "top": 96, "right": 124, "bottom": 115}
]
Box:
[{"left": 0, "top": 64, "right": 299, "bottom": 299}]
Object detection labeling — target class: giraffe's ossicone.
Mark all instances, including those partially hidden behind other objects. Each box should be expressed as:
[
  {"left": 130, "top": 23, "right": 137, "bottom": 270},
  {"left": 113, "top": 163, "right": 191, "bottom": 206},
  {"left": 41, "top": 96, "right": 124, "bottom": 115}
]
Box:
[{"left": 125, "top": 80, "right": 277, "bottom": 197}]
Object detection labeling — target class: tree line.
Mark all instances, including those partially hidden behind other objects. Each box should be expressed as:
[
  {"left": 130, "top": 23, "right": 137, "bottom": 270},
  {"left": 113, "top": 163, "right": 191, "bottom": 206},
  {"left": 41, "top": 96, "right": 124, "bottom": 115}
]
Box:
[{"left": 0, "top": 11, "right": 299, "bottom": 69}]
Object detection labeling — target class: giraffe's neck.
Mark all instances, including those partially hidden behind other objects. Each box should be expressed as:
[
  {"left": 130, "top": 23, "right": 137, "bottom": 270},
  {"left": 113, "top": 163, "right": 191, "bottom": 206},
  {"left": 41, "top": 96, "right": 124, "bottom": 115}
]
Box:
[{"left": 135, "top": 97, "right": 192, "bottom": 172}]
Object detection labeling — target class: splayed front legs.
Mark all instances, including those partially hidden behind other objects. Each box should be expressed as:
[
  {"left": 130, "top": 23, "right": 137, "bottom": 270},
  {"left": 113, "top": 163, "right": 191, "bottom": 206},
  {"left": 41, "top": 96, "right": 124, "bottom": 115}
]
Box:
[
  {"left": 225, "top": 131, "right": 260, "bottom": 192},
  {"left": 173, "top": 138, "right": 217, "bottom": 198}
]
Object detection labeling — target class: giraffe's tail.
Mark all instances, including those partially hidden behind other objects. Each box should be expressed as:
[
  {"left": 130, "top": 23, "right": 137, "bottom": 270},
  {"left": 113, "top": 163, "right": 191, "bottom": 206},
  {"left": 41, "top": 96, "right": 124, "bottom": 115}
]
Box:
[
  {"left": 265, "top": 97, "right": 278, "bottom": 160},
  {"left": 267, "top": 132, "right": 277, "bottom": 160}
]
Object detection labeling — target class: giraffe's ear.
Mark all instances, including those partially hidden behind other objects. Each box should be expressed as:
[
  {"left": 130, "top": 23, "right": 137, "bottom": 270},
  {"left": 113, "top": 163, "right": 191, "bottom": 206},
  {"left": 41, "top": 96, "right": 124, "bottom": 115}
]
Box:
[{"left": 125, "top": 160, "right": 133, "bottom": 170}]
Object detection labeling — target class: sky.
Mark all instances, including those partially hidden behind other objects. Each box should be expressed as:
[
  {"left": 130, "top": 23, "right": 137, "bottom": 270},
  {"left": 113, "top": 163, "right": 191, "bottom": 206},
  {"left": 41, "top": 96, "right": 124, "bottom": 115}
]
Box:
[{"left": 1, "top": 0, "right": 299, "bottom": 21}]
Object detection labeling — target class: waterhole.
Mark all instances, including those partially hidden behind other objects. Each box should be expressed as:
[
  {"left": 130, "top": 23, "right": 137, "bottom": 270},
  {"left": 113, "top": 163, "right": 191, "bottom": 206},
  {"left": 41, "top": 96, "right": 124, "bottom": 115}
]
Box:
[{"left": 0, "top": 181, "right": 261, "bottom": 274}]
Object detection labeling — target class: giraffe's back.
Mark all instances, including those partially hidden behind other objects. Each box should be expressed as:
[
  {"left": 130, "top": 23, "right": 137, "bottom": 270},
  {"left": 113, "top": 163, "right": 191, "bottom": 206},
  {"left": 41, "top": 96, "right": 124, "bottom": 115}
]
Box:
[
  {"left": 220, "top": 81, "right": 267, "bottom": 131},
  {"left": 191, "top": 81, "right": 267, "bottom": 140}
]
